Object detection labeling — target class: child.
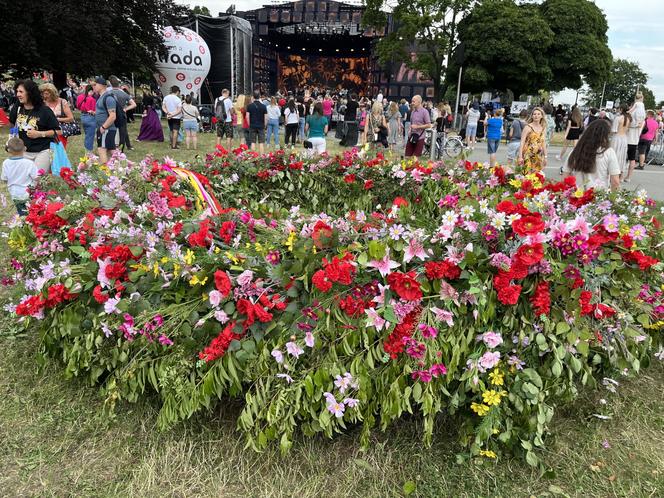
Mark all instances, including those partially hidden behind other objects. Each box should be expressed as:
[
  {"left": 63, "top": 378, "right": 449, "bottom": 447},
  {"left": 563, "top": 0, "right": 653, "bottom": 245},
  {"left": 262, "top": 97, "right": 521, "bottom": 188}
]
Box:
[{"left": 2, "top": 137, "right": 38, "bottom": 216}]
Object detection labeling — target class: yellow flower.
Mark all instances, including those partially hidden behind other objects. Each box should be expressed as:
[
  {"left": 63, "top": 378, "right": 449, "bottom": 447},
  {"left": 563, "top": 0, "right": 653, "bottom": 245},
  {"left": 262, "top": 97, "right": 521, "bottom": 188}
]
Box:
[
  {"left": 225, "top": 251, "right": 240, "bottom": 264},
  {"left": 160, "top": 256, "right": 169, "bottom": 264},
  {"left": 488, "top": 370, "right": 504, "bottom": 386},
  {"left": 573, "top": 189, "right": 584, "bottom": 198},
  {"left": 470, "top": 402, "right": 490, "bottom": 416},
  {"left": 184, "top": 249, "right": 195, "bottom": 266},
  {"left": 214, "top": 247, "right": 221, "bottom": 254},
  {"left": 173, "top": 263, "right": 181, "bottom": 277},
  {"left": 479, "top": 449, "right": 497, "bottom": 459},
  {"left": 284, "top": 231, "right": 297, "bottom": 252},
  {"left": 152, "top": 262, "right": 160, "bottom": 277},
  {"left": 201, "top": 293, "right": 208, "bottom": 301},
  {"left": 509, "top": 179, "right": 522, "bottom": 189},
  {"left": 189, "top": 275, "right": 208, "bottom": 286},
  {"left": 482, "top": 389, "right": 507, "bottom": 406},
  {"left": 492, "top": 428, "right": 500, "bottom": 435}
]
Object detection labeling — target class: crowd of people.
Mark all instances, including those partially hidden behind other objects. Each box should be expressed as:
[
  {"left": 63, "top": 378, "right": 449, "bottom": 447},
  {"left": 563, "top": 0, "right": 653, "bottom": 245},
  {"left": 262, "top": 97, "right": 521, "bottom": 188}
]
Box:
[{"left": 2, "top": 75, "right": 664, "bottom": 218}]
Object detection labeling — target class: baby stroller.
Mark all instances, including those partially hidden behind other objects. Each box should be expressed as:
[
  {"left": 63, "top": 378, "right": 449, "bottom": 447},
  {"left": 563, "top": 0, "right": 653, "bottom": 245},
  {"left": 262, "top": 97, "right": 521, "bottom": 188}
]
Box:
[{"left": 199, "top": 106, "right": 214, "bottom": 133}]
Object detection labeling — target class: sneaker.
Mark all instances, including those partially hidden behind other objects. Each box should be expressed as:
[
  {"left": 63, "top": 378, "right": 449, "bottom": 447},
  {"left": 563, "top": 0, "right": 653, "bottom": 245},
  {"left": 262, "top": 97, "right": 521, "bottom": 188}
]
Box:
[
  {"left": 623, "top": 178, "right": 631, "bottom": 183},
  {"left": 635, "top": 165, "right": 644, "bottom": 170}
]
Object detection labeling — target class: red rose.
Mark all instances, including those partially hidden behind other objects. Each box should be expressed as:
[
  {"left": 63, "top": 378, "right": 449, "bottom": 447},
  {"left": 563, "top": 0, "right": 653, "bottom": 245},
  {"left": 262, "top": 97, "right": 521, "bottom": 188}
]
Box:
[
  {"left": 343, "top": 174, "right": 356, "bottom": 183},
  {"left": 364, "top": 179, "right": 374, "bottom": 190},
  {"left": 497, "top": 284, "right": 521, "bottom": 305},
  {"left": 512, "top": 214, "right": 545, "bottom": 236},
  {"left": 214, "top": 270, "right": 232, "bottom": 297},
  {"left": 387, "top": 271, "right": 423, "bottom": 301},
  {"left": 105, "top": 262, "right": 127, "bottom": 280},
  {"left": 424, "top": 260, "right": 461, "bottom": 280},
  {"left": 515, "top": 243, "right": 544, "bottom": 266},
  {"left": 530, "top": 281, "right": 550, "bottom": 316}
]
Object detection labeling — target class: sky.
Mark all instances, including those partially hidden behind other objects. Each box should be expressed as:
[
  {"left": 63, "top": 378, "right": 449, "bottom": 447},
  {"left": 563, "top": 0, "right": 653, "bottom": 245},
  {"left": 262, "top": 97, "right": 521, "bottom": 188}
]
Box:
[{"left": 182, "top": 0, "right": 664, "bottom": 104}]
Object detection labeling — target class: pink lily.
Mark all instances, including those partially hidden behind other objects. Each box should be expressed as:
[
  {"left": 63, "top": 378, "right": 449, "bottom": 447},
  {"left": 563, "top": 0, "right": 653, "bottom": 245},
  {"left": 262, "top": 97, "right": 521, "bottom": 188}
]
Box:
[{"left": 367, "top": 250, "right": 400, "bottom": 277}]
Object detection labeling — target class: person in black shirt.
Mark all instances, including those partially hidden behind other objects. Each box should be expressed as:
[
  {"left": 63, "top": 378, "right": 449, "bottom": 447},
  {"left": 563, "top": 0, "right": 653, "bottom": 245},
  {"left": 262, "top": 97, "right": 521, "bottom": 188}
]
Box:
[
  {"left": 340, "top": 93, "right": 359, "bottom": 147},
  {"left": 245, "top": 91, "right": 267, "bottom": 154},
  {"left": 9, "top": 79, "right": 60, "bottom": 172}
]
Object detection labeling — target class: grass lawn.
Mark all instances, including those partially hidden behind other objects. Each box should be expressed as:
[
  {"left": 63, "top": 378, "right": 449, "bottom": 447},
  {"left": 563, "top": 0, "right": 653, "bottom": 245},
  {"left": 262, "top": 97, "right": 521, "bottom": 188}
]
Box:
[{"left": 0, "top": 120, "right": 661, "bottom": 497}]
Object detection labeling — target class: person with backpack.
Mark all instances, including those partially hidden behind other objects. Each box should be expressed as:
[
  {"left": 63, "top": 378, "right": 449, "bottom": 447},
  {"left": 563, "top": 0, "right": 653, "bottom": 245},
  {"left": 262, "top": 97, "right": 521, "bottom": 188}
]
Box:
[
  {"left": 245, "top": 91, "right": 268, "bottom": 154},
  {"left": 109, "top": 76, "right": 135, "bottom": 151},
  {"left": 214, "top": 88, "right": 233, "bottom": 150},
  {"left": 93, "top": 77, "right": 117, "bottom": 164}
]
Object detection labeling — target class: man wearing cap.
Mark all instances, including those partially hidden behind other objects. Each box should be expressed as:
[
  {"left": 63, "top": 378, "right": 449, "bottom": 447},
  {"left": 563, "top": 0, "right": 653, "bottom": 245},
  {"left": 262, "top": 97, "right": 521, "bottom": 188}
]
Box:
[{"left": 93, "top": 77, "right": 117, "bottom": 164}]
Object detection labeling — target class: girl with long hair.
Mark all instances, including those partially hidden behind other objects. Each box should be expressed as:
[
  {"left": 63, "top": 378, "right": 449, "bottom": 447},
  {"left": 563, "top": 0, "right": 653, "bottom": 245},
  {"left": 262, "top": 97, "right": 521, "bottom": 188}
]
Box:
[
  {"left": 518, "top": 106, "right": 547, "bottom": 173},
  {"left": 305, "top": 102, "right": 329, "bottom": 156},
  {"left": 557, "top": 106, "right": 583, "bottom": 161},
  {"left": 364, "top": 100, "right": 388, "bottom": 148},
  {"left": 284, "top": 98, "right": 299, "bottom": 147},
  {"left": 40, "top": 82, "right": 74, "bottom": 149},
  {"left": 610, "top": 104, "right": 631, "bottom": 177},
  {"left": 563, "top": 119, "right": 620, "bottom": 191},
  {"left": 266, "top": 96, "right": 282, "bottom": 148},
  {"left": 387, "top": 101, "right": 402, "bottom": 151},
  {"left": 136, "top": 89, "right": 165, "bottom": 142},
  {"left": 76, "top": 84, "right": 98, "bottom": 152}
]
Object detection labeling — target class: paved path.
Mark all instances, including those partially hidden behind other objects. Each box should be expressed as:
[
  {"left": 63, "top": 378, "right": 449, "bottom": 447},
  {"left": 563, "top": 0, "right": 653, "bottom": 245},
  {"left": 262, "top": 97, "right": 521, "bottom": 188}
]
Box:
[{"left": 461, "top": 145, "right": 664, "bottom": 201}]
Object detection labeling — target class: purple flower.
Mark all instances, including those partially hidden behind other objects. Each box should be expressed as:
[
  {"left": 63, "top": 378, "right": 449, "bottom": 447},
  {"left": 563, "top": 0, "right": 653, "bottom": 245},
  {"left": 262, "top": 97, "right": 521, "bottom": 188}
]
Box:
[
  {"left": 334, "top": 372, "right": 358, "bottom": 393},
  {"left": 236, "top": 270, "right": 254, "bottom": 287},
  {"left": 276, "top": 373, "right": 293, "bottom": 383},
  {"left": 629, "top": 224, "right": 647, "bottom": 241},
  {"left": 489, "top": 252, "right": 511, "bottom": 270},
  {"left": 214, "top": 310, "right": 229, "bottom": 324},
  {"left": 103, "top": 295, "right": 121, "bottom": 314},
  {"left": 327, "top": 400, "right": 346, "bottom": 418},
  {"left": 305, "top": 331, "right": 315, "bottom": 348},
  {"left": 602, "top": 214, "right": 619, "bottom": 233},
  {"left": 429, "top": 363, "right": 447, "bottom": 377},
  {"left": 343, "top": 398, "right": 360, "bottom": 408},
  {"left": 430, "top": 306, "right": 454, "bottom": 327},
  {"left": 209, "top": 290, "right": 222, "bottom": 307}
]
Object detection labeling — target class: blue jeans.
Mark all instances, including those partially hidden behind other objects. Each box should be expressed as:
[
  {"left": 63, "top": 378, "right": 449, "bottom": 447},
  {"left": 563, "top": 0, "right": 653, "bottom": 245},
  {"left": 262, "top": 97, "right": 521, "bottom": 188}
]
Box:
[
  {"left": 266, "top": 119, "right": 280, "bottom": 146},
  {"left": 299, "top": 117, "right": 306, "bottom": 141},
  {"left": 81, "top": 113, "right": 96, "bottom": 152}
]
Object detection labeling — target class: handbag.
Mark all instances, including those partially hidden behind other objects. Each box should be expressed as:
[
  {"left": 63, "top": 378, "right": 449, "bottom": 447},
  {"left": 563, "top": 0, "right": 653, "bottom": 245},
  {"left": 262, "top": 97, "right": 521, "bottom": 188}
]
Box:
[
  {"left": 59, "top": 100, "right": 81, "bottom": 137},
  {"left": 408, "top": 132, "right": 421, "bottom": 145},
  {"left": 50, "top": 136, "right": 72, "bottom": 177}
]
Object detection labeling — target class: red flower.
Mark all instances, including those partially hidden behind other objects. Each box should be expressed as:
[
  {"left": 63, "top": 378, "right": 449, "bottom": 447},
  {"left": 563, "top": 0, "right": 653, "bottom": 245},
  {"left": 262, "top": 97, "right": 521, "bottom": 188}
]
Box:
[
  {"left": 424, "top": 260, "right": 461, "bottom": 280},
  {"left": 512, "top": 214, "right": 545, "bottom": 236},
  {"left": 237, "top": 298, "right": 273, "bottom": 328},
  {"left": 15, "top": 295, "right": 46, "bottom": 317},
  {"left": 338, "top": 295, "right": 366, "bottom": 317},
  {"left": 363, "top": 179, "right": 374, "bottom": 190},
  {"left": 392, "top": 197, "right": 409, "bottom": 207},
  {"left": 383, "top": 308, "right": 420, "bottom": 359},
  {"left": 44, "top": 283, "right": 76, "bottom": 307},
  {"left": 579, "top": 290, "right": 594, "bottom": 316},
  {"left": 214, "top": 270, "right": 232, "bottom": 297},
  {"left": 93, "top": 285, "right": 109, "bottom": 304},
  {"left": 219, "top": 221, "right": 236, "bottom": 244},
  {"left": 323, "top": 256, "right": 355, "bottom": 285},
  {"left": 105, "top": 262, "right": 127, "bottom": 280},
  {"left": 343, "top": 174, "right": 356, "bottom": 183},
  {"left": 312, "top": 270, "right": 332, "bottom": 292},
  {"left": 508, "top": 260, "right": 530, "bottom": 280},
  {"left": 387, "top": 271, "right": 423, "bottom": 301},
  {"left": 515, "top": 243, "right": 544, "bottom": 266},
  {"left": 312, "top": 221, "right": 334, "bottom": 249},
  {"left": 497, "top": 284, "right": 521, "bottom": 305},
  {"left": 198, "top": 322, "right": 242, "bottom": 362},
  {"left": 594, "top": 303, "right": 616, "bottom": 319},
  {"left": 623, "top": 250, "right": 659, "bottom": 270},
  {"left": 530, "top": 281, "right": 550, "bottom": 316}
]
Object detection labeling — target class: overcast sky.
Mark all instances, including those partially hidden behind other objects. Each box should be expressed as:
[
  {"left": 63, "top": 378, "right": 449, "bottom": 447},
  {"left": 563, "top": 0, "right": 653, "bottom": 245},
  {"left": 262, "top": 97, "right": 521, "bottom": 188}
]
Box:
[{"left": 181, "top": 0, "right": 664, "bottom": 103}]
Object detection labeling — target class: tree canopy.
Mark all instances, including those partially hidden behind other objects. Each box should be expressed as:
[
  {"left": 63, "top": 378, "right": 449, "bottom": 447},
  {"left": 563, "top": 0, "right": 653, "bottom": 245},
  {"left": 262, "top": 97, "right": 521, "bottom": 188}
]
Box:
[
  {"left": 585, "top": 59, "right": 656, "bottom": 109},
  {"left": 0, "top": 0, "right": 191, "bottom": 81},
  {"left": 446, "top": 0, "right": 554, "bottom": 96},
  {"left": 363, "top": 0, "right": 476, "bottom": 100}
]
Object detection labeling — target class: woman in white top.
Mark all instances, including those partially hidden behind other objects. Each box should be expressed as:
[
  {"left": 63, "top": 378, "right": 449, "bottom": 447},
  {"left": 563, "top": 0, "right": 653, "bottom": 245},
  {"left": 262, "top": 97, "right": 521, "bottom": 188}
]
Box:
[
  {"left": 625, "top": 92, "right": 646, "bottom": 182},
  {"left": 181, "top": 95, "right": 200, "bottom": 150},
  {"left": 266, "top": 97, "right": 282, "bottom": 149},
  {"left": 610, "top": 104, "right": 631, "bottom": 177},
  {"left": 465, "top": 103, "right": 481, "bottom": 149},
  {"left": 284, "top": 99, "right": 300, "bottom": 148},
  {"left": 563, "top": 119, "right": 620, "bottom": 191}
]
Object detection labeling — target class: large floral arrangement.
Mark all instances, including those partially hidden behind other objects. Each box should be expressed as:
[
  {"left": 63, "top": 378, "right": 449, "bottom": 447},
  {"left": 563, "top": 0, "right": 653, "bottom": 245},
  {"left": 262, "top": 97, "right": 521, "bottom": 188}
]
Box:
[{"left": 3, "top": 149, "right": 663, "bottom": 465}]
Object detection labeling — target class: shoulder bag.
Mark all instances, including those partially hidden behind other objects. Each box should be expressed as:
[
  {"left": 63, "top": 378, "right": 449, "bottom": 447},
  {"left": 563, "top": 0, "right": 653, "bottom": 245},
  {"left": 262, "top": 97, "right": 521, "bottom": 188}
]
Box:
[{"left": 59, "top": 99, "right": 81, "bottom": 137}]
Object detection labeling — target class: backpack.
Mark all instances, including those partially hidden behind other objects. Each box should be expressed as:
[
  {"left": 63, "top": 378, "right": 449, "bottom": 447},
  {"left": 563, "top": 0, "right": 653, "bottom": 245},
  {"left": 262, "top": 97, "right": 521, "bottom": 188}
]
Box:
[
  {"left": 101, "top": 92, "right": 127, "bottom": 128},
  {"left": 215, "top": 97, "right": 228, "bottom": 121}
]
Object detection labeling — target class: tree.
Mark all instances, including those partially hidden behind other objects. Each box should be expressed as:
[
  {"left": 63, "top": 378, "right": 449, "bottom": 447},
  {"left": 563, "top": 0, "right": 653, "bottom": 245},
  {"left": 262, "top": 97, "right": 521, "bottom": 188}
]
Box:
[
  {"left": 363, "top": 0, "right": 476, "bottom": 100},
  {"left": 0, "top": 0, "right": 190, "bottom": 86},
  {"left": 447, "top": 0, "right": 554, "bottom": 96},
  {"left": 191, "top": 5, "right": 211, "bottom": 16},
  {"left": 540, "top": 0, "right": 612, "bottom": 91},
  {"left": 584, "top": 58, "right": 653, "bottom": 108}
]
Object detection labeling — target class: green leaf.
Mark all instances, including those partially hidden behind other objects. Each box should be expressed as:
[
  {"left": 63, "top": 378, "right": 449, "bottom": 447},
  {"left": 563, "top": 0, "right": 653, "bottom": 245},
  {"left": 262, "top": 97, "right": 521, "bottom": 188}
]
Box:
[
  {"left": 525, "top": 450, "right": 539, "bottom": 467},
  {"left": 556, "top": 322, "right": 570, "bottom": 335},
  {"left": 383, "top": 306, "right": 398, "bottom": 324}
]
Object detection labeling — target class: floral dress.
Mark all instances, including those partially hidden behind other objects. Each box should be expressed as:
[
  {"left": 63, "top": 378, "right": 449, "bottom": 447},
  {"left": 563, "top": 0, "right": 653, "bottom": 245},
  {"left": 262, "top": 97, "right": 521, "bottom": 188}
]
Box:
[{"left": 522, "top": 127, "right": 545, "bottom": 174}]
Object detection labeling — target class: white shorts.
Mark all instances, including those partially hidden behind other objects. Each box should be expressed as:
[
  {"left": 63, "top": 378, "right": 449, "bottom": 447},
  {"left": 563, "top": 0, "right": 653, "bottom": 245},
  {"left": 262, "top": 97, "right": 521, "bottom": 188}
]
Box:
[{"left": 308, "top": 137, "right": 326, "bottom": 155}]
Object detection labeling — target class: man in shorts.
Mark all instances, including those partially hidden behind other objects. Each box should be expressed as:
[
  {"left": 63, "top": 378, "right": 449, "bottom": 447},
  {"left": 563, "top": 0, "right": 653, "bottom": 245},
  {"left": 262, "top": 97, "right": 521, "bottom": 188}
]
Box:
[
  {"left": 405, "top": 95, "right": 431, "bottom": 157},
  {"left": 245, "top": 91, "right": 267, "bottom": 154},
  {"left": 214, "top": 89, "right": 234, "bottom": 150},
  {"left": 93, "top": 76, "right": 117, "bottom": 164},
  {"left": 506, "top": 109, "right": 527, "bottom": 165},
  {"left": 162, "top": 86, "right": 183, "bottom": 149}
]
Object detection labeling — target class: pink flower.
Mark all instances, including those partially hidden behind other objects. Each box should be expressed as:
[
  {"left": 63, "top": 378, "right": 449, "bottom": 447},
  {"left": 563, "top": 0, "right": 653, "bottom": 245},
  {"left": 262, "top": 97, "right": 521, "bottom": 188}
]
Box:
[
  {"left": 158, "top": 335, "right": 173, "bottom": 346},
  {"left": 305, "top": 331, "right": 315, "bottom": 348},
  {"left": 411, "top": 370, "right": 433, "bottom": 382},
  {"left": 478, "top": 351, "right": 501, "bottom": 371},
  {"left": 236, "top": 270, "right": 253, "bottom": 287},
  {"left": 343, "top": 398, "right": 360, "bottom": 408},
  {"left": 367, "top": 251, "right": 400, "bottom": 277},
  {"left": 214, "top": 310, "right": 229, "bottom": 323},
  {"left": 286, "top": 341, "right": 304, "bottom": 358},
  {"left": 429, "top": 363, "right": 447, "bottom": 377},
  {"left": 404, "top": 237, "right": 430, "bottom": 263},
  {"left": 365, "top": 307, "right": 387, "bottom": 331},
  {"left": 271, "top": 349, "right": 284, "bottom": 363},
  {"left": 418, "top": 323, "right": 438, "bottom": 339},
  {"left": 480, "top": 331, "right": 503, "bottom": 348},
  {"left": 602, "top": 214, "right": 619, "bottom": 233},
  {"left": 277, "top": 373, "right": 294, "bottom": 383},
  {"left": 209, "top": 290, "right": 222, "bottom": 307},
  {"left": 431, "top": 306, "right": 454, "bottom": 327}
]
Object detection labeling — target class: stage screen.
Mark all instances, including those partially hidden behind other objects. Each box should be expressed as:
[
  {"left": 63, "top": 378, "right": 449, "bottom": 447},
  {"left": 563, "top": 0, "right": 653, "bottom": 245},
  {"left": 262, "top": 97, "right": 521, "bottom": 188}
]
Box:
[{"left": 277, "top": 54, "right": 369, "bottom": 92}]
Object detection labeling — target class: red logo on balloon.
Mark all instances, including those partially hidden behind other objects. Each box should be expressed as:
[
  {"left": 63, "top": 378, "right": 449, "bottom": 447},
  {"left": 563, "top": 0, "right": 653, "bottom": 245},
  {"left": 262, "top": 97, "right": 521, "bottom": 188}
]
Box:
[
  {"left": 186, "top": 83, "right": 193, "bottom": 90},
  {"left": 159, "top": 74, "right": 166, "bottom": 83},
  {"left": 176, "top": 73, "right": 185, "bottom": 81},
  {"left": 199, "top": 46, "right": 206, "bottom": 54},
  {"left": 194, "top": 77, "right": 201, "bottom": 85}
]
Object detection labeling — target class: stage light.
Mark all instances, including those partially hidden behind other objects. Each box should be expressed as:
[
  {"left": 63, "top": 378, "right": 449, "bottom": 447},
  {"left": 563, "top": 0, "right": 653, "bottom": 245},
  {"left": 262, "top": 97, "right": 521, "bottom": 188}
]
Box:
[
  {"left": 287, "top": 46, "right": 291, "bottom": 49},
  {"left": 350, "top": 48, "right": 354, "bottom": 52},
  {"left": 319, "top": 48, "right": 322, "bottom": 52},
  {"left": 336, "top": 49, "right": 339, "bottom": 52},
  {"left": 302, "top": 47, "right": 306, "bottom": 50}
]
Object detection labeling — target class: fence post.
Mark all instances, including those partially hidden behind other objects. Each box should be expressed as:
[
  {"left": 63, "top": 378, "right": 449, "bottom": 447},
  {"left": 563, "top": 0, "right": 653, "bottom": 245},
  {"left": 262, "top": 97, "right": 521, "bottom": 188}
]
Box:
[{"left": 430, "top": 128, "right": 437, "bottom": 160}]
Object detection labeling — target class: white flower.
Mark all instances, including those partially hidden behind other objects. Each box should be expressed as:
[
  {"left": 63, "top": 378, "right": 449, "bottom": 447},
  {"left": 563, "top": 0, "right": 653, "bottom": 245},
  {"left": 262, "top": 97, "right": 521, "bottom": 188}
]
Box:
[
  {"left": 459, "top": 205, "right": 475, "bottom": 219},
  {"left": 441, "top": 210, "right": 458, "bottom": 226},
  {"left": 491, "top": 212, "right": 507, "bottom": 230},
  {"left": 478, "top": 199, "right": 490, "bottom": 213}
]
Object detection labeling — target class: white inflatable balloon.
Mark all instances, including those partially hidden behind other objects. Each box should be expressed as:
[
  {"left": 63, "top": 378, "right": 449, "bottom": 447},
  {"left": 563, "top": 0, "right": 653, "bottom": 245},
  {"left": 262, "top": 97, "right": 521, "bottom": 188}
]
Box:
[{"left": 155, "top": 26, "right": 211, "bottom": 95}]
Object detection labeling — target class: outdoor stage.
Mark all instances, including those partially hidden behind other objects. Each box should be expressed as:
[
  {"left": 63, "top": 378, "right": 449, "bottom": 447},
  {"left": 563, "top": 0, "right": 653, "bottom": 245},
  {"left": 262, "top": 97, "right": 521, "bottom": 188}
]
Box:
[{"left": 185, "top": 1, "right": 434, "bottom": 101}]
